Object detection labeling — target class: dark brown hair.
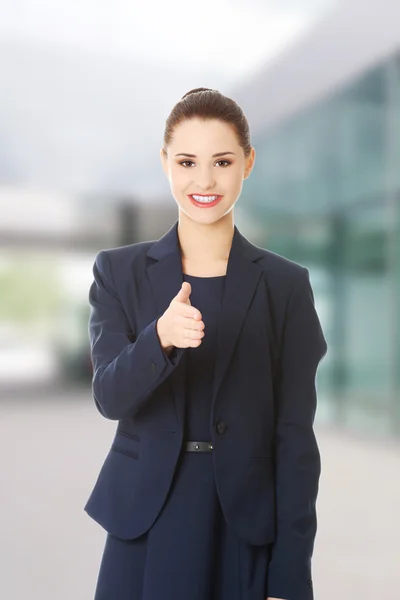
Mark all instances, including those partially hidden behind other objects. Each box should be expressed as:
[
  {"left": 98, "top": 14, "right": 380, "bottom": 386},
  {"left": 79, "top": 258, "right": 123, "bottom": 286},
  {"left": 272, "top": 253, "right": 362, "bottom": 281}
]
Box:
[{"left": 162, "top": 87, "right": 252, "bottom": 158}]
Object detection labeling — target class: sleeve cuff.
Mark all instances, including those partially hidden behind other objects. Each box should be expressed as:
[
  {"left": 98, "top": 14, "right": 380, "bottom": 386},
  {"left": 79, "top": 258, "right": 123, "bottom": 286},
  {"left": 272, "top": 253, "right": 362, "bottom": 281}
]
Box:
[{"left": 153, "top": 318, "right": 186, "bottom": 369}]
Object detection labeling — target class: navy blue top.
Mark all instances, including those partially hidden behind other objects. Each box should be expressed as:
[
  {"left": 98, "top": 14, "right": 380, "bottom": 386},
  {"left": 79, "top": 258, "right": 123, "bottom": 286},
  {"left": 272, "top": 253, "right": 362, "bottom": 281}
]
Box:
[{"left": 182, "top": 273, "right": 226, "bottom": 443}]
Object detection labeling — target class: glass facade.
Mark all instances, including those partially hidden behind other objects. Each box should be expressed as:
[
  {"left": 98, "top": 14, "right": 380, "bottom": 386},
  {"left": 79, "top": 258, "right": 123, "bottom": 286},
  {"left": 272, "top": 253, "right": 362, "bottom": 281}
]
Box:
[{"left": 243, "top": 52, "right": 400, "bottom": 437}]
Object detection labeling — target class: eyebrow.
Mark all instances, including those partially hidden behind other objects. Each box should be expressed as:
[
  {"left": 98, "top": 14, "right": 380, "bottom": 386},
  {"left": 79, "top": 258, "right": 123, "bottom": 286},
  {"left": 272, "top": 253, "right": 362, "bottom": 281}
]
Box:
[{"left": 174, "top": 151, "right": 236, "bottom": 158}]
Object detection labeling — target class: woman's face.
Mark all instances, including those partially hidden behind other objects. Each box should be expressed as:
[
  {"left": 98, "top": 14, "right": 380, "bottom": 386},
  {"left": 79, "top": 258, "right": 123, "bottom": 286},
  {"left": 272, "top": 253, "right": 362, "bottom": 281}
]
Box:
[{"left": 160, "top": 117, "right": 255, "bottom": 225}]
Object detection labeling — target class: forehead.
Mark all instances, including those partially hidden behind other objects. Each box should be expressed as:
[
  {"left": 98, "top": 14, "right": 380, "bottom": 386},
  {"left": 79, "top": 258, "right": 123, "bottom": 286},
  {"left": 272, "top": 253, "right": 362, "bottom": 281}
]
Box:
[{"left": 171, "top": 118, "right": 238, "bottom": 149}]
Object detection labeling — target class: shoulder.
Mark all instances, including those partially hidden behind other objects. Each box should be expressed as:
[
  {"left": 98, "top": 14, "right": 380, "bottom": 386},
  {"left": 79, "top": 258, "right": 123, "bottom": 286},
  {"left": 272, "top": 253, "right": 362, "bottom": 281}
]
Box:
[
  {"left": 251, "top": 242, "right": 310, "bottom": 299},
  {"left": 92, "top": 240, "right": 154, "bottom": 278},
  {"left": 97, "top": 239, "right": 153, "bottom": 260},
  {"left": 258, "top": 246, "right": 307, "bottom": 277}
]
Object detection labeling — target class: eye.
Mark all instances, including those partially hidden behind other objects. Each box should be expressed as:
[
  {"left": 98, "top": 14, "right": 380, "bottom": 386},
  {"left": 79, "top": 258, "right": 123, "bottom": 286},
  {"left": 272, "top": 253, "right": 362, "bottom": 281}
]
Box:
[{"left": 178, "top": 160, "right": 232, "bottom": 168}]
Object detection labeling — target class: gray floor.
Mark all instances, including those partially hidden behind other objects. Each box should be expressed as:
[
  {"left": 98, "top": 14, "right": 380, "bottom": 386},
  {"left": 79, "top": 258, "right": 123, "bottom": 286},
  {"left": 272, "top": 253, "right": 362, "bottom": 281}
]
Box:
[{"left": 2, "top": 387, "right": 399, "bottom": 600}]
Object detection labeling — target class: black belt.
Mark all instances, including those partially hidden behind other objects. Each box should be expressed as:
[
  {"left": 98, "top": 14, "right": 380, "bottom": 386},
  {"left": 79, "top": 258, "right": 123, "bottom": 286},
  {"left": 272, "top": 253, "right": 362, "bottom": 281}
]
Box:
[{"left": 184, "top": 440, "right": 213, "bottom": 452}]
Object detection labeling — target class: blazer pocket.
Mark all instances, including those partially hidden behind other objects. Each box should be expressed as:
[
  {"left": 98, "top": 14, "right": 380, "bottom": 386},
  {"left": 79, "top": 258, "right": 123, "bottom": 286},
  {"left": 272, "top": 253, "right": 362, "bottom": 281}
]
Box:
[{"left": 111, "top": 431, "right": 141, "bottom": 459}]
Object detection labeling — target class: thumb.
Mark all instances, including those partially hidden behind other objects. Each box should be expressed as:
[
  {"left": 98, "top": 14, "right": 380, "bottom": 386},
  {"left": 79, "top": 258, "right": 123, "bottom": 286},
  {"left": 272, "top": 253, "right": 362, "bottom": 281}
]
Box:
[
  {"left": 175, "top": 281, "right": 191, "bottom": 304},
  {"left": 175, "top": 281, "right": 192, "bottom": 304}
]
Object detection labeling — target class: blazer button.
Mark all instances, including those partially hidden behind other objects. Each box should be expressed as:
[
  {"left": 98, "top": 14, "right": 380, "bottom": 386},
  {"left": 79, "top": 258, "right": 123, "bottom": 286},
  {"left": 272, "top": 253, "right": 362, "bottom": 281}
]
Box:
[
  {"left": 151, "top": 362, "right": 157, "bottom": 373},
  {"left": 308, "top": 578, "right": 313, "bottom": 588},
  {"left": 216, "top": 421, "right": 226, "bottom": 434}
]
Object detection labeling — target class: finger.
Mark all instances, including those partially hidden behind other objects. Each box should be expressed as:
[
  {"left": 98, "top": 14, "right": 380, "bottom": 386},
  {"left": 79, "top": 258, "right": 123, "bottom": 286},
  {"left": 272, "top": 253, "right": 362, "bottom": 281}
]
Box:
[
  {"left": 173, "top": 302, "right": 202, "bottom": 321},
  {"left": 177, "top": 314, "right": 205, "bottom": 331},
  {"left": 183, "top": 336, "right": 203, "bottom": 347},
  {"left": 184, "top": 327, "right": 205, "bottom": 340}
]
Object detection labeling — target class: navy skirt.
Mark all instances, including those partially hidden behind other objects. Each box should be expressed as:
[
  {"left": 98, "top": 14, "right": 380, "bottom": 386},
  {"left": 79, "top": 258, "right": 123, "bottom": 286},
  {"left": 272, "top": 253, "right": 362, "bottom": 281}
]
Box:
[{"left": 94, "top": 450, "right": 271, "bottom": 600}]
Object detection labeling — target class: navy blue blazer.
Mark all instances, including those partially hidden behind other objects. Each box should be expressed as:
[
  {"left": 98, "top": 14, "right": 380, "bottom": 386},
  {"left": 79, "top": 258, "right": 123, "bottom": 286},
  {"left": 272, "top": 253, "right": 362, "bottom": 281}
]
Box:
[{"left": 84, "top": 220, "right": 328, "bottom": 600}]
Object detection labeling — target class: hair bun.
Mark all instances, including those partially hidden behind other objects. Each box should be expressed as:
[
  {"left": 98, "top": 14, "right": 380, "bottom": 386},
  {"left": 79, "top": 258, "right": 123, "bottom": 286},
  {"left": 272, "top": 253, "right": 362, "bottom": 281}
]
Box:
[{"left": 181, "top": 87, "right": 214, "bottom": 100}]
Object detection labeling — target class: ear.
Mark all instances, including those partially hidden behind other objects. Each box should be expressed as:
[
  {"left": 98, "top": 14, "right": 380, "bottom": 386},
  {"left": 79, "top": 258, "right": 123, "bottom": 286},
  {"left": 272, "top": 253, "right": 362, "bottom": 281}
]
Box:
[
  {"left": 160, "top": 148, "right": 169, "bottom": 178},
  {"left": 244, "top": 147, "right": 256, "bottom": 180}
]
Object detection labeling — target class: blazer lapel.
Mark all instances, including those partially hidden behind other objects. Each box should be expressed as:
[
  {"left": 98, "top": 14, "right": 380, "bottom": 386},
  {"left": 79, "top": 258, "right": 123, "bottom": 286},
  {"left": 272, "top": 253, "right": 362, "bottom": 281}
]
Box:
[
  {"left": 211, "top": 248, "right": 263, "bottom": 405},
  {"left": 146, "top": 220, "right": 265, "bottom": 431}
]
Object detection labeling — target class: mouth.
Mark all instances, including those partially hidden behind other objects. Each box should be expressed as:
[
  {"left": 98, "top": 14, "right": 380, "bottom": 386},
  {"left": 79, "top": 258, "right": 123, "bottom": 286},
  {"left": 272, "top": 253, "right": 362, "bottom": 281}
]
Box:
[{"left": 188, "top": 194, "right": 223, "bottom": 208}]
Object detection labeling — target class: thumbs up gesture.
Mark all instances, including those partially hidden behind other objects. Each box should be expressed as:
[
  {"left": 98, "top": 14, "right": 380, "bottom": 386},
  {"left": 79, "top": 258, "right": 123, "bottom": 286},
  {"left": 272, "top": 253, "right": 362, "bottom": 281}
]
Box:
[{"left": 156, "top": 282, "right": 205, "bottom": 351}]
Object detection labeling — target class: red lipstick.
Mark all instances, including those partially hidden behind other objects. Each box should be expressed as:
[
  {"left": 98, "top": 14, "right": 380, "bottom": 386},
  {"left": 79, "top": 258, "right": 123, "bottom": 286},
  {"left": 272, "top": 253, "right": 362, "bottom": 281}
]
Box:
[{"left": 188, "top": 194, "right": 223, "bottom": 208}]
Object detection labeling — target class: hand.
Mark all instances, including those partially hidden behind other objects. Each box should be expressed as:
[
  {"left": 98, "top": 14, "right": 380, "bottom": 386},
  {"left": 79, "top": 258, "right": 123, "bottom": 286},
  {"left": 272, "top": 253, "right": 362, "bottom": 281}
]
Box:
[
  {"left": 156, "top": 282, "right": 205, "bottom": 350},
  {"left": 266, "top": 597, "right": 287, "bottom": 600}
]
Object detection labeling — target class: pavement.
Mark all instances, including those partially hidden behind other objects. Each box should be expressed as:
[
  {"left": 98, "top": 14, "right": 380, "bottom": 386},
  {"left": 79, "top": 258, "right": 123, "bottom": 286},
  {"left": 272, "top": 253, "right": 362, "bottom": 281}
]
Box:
[{"left": 1, "top": 386, "right": 399, "bottom": 599}]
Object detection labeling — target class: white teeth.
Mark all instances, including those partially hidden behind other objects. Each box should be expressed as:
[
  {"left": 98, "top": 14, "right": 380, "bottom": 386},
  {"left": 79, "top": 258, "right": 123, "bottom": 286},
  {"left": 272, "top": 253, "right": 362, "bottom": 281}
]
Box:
[{"left": 192, "top": 195, "right": 218, "bottom": 203}]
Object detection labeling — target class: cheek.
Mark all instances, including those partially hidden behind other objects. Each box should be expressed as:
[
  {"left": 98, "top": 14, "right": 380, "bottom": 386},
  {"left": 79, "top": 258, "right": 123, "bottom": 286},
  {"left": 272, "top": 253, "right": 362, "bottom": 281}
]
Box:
[
  {"left": 227, "top": 173, "right": 244, "bottom": 190},
  {"left": 170, "top": 168, "right": 189, "bottom": 187},
  {"left": 222, "top": 166, "right": 241, "bottom": 182},
  {"left": 169, "top": 178, "right": 189, "bottom": 202}
]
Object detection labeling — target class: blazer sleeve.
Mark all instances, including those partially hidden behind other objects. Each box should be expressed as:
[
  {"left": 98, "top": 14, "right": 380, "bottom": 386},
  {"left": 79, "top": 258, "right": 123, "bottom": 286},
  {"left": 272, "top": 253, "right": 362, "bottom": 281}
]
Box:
[
  {"left": 266, "top": 267, "right": 328, "bottom": 600},
  {"left": 88, "top": 250, "right": 186, "bottom": 420}
]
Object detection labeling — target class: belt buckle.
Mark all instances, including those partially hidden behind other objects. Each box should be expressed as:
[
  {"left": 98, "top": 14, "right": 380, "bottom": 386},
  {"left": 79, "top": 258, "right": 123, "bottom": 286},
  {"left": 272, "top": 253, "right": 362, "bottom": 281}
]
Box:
[{"left": 186, "top": 441, "right": 213, "bottom": 452}]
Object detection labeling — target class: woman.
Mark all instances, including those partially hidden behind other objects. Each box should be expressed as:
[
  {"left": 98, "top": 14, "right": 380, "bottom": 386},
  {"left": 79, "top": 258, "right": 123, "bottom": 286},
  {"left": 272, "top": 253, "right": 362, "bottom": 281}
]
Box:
[{"left": 84, "top": 87, "right": 328, "bottom": 600}]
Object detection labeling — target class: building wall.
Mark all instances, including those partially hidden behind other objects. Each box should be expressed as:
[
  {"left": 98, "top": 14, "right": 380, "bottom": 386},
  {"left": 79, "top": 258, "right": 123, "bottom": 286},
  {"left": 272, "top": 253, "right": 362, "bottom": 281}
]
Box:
[{"left": 240, "top": 51, "right": 400, "bottom": 437}]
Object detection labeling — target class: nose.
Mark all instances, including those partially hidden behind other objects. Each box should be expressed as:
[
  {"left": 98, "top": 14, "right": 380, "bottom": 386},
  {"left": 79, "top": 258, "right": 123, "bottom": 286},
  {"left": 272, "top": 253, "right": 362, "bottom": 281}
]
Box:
[{"left": 194, "top": 167, "right": 216, "bottom": 190}]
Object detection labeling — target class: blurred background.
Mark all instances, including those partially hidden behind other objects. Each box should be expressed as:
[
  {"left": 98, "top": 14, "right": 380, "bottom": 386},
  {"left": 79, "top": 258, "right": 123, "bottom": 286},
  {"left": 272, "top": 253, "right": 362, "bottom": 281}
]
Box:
[{"left": 1, "top": 0, "right": 399, "bottom": 598}]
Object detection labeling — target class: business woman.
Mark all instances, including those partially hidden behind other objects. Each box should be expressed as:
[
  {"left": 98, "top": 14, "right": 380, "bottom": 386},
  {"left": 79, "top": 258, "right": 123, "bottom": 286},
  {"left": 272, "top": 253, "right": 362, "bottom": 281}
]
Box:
[{"left": 84, "top": 87, "right": 328, "bottom": 600}]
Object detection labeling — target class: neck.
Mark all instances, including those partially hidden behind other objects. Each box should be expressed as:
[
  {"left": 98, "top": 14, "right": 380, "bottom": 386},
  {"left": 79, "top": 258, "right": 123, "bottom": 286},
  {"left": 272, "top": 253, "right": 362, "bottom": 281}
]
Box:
[{"left": 177, "top": 212, "right": 234, "bottom": 264}]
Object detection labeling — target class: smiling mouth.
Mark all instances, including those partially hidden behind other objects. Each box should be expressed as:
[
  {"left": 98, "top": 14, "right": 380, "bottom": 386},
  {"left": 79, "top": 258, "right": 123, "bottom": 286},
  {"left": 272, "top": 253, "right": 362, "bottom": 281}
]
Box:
[{"left": 188, "top": 194, "right": 223, "bottom": 207}]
